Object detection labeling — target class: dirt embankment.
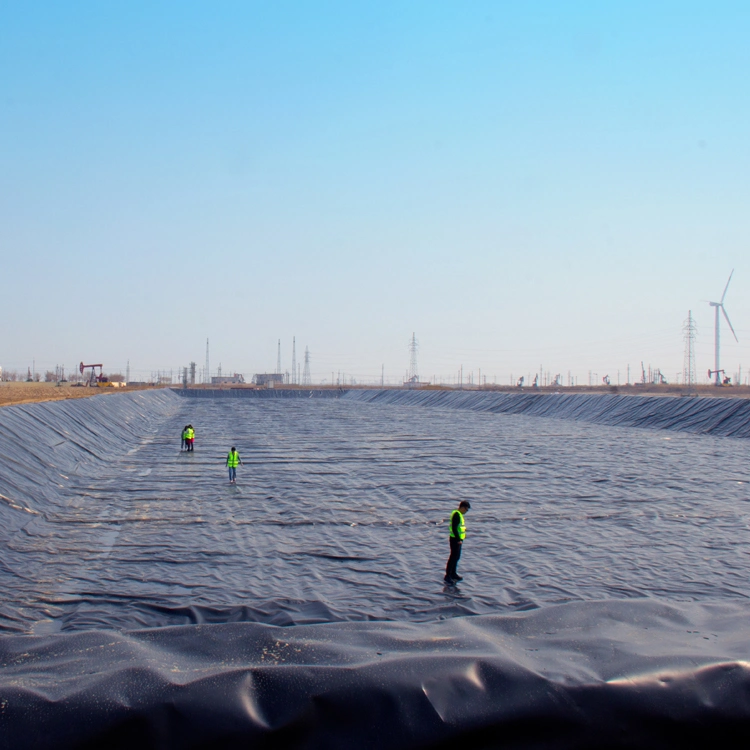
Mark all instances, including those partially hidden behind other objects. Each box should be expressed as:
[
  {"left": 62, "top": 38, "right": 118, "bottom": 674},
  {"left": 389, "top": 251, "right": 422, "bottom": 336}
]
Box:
[
  {"left": 0, "top": 382, "right": 158, "bottom": 408},
  {"left": 3, "top": 381, "right": 750, "bottom": 408}
]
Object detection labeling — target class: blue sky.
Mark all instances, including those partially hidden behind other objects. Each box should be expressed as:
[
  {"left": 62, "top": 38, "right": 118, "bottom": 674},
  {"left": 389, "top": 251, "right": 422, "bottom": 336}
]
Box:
[{"left": 2, "top": 1, "right": 750, "bottom": 384}]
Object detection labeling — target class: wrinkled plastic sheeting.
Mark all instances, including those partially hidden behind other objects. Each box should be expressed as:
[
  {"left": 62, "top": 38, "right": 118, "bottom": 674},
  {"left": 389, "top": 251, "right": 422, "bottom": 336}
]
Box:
[
  {"left": 176, "top": 388, "right": 345, "bottom": 399},
  {"left": 2, "top": 389, "right": 750, "bottom": 747},
  {"left": 0, "top": 389, "right": 180, "bottom": 517},
  {"left": 1, "top": 600, "right": 750, "bottom": 749},
  {"left": 341, "top": 389, "right": 750, "bottom": 438}
]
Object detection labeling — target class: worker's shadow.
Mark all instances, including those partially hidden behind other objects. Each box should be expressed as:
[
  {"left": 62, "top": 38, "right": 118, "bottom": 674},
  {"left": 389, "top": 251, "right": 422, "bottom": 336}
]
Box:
[{"left": 441, "top": 581, "right": 471, "bottom": 600}]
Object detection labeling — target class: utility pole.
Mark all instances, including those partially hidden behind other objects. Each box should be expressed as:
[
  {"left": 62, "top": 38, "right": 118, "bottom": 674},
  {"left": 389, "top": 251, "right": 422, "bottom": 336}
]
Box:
[
  {"left": 292, "top": 337, "right": 297, "bottom": 385},
  {"left": 205, "top": 338, "right": 210, "bottom": 384},
  {"left": 276, "top": 340, "right": 281, "bottom": 375},
  {"left": 683, "top": 310, "right": 697, "bottom": 389},
  {"left": 408, "top": 333, "right": 419, "bottom": 383}
]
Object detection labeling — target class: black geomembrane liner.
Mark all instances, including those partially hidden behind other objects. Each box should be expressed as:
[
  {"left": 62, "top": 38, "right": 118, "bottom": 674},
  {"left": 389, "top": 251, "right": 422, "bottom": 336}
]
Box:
[{"left": 1, "top": 389, "right": 749, "bottom": 748}]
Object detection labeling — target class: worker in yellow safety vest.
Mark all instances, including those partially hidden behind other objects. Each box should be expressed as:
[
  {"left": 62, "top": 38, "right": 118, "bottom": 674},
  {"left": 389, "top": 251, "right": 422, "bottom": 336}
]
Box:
[
  {"left": 185, "top": 425, "right": 195, "bottom": 452},
  {"left": 445, "top": 500, "right": 471, "bottom": 584},
  {"left": 181, "top": 425, "right": 189, "bottom": 451},
  {"left": 226, "top": 446, "right": 243, "bottom": 484}
]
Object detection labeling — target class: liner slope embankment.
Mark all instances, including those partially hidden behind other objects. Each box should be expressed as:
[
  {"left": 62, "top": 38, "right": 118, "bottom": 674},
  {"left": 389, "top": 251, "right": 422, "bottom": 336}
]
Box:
[
  {"left": 341, "top": 388, "right": 750, "bottom": 438},
  {"left": 177, "top": 387, "right": 750, "bottom": 438},
  {"left": 0, "top": 389, "right": 179, "bottom": 519}
]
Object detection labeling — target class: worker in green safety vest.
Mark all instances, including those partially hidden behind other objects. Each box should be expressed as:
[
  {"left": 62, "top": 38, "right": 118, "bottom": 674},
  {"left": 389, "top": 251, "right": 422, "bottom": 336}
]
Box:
[
  {"left": 445, "top": 500, "right": 471, "bottom": 584},
  {"left": 185, "top": 425, "right": 195, "bottom": 452},
  {"left": 226, "top": 446, "right": 242, "bottom": 484}
]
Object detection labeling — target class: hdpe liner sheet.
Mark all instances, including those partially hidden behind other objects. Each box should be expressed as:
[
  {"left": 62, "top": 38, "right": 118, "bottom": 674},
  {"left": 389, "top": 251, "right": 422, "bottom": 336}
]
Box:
[
  {"left": 2, "top": 601, "right": 750, "bottom": 750},
  {"left": 180, "top": 386, "right": 750, "bottom": 438},
  {"left": 181, "top": 388, "right": 344, "bottom": 399},
  {"left": 2, "top": 389, "right": 750, "bottom": 747},
  {"left": 341, "top": 388, "right": 750, "bottom": 439}
]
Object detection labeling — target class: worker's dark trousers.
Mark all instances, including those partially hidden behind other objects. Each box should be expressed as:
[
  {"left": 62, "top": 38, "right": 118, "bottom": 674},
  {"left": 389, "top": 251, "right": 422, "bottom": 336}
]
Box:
[{"left": 446, "top": 537, "right": 462, "bottom": 579}]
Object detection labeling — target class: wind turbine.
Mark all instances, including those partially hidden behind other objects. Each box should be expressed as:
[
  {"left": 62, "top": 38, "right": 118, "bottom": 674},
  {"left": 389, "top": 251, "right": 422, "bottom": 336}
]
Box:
[{"left": 708, "top": 270, "right": 738, "bottom": 386}]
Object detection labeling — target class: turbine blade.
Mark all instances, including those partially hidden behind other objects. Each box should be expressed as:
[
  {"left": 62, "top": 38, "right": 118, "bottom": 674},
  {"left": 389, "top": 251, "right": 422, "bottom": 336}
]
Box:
[
  {"left": 721, "top": 269, "right": 735, "bottom": 304},
  {"left": 722, "top": 305, "right": 739, "bottom": 342}
]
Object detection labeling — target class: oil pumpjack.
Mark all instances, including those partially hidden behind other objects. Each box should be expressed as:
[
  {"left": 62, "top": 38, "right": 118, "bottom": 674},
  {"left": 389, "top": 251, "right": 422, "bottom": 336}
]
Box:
[{"left": 79, "top": 362, "right": 113, "bottom": 387}]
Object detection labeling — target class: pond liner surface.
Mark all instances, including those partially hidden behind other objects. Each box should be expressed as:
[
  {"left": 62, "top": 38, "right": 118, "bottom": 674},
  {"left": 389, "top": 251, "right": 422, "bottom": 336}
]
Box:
[
  {"left": 176, "top": 387, "right": 750, "bottom": 438},
  {"left": 176, "top": 387, "right": 345, "bottom": 399},
  {"left": 0, "top": 389, "right": 179, "bottom": 516},
  {"left": 2, "top": 389, "right": 750, "bottom": 748},
  {"left": 339, "top": 388, "right": 750, "bottom": 439},
  {"left": 1, "top": 599, "right": 750, "bottom": 750}
]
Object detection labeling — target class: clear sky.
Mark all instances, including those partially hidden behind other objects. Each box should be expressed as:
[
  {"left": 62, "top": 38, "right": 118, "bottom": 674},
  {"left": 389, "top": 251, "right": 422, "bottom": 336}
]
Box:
[{"left": 2, "top": 1, "right": 750, "bottom": 385}]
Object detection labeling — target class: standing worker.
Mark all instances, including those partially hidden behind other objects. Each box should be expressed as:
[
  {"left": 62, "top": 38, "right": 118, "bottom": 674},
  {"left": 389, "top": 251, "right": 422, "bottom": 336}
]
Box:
[
  {"left": 226, "top": 446, "right": 242, "bottom": 484},
  {"left": 185, "top": 424, "right": 195, "bottom": 452},
  {"left": 181, "top": 425, "right": 189, "bottom": 452},
  {"left": 445, "top": 500, "right": 471, "bottom": 584}
]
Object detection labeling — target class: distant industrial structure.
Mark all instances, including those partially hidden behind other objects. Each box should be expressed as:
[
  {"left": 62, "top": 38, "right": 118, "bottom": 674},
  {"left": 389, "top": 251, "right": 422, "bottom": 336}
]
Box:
[
  {"left": 78, "top": 361, "right": 124, "bottom": 387},
  {"left": 168, "top": 310, "right": 747, "bottom": 391},
  {"left": 683, "top": 311, "right": 697, "bottom": 388},
  {"left": 176, "top": 337, "right": 314, "bottom": 388},
  {"left": 302, "top": 347, "right": 311, "bottom": 386},
  {"left": 292, "top": 337, "right": 297, "bottom": 385},
  {"left": 404, "top": 332, "right": 430, "bottom": 388},
  {"left": 211, "top": 374, "right": 245, "bottom": 385},
  {"left": 253, "top": 373, "right": 285, "bottom": 387},
  {"left": 204, "top": 338, "right": 210, "bottom": 385},
  {"left": 255, "top": 337, "right": 312, "bottom": 386}
]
